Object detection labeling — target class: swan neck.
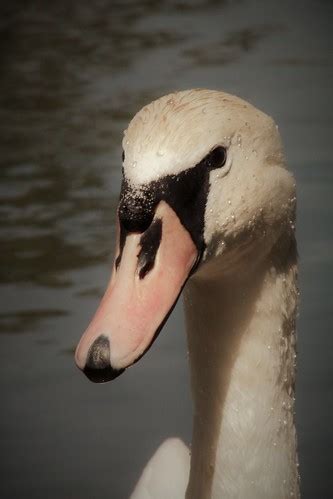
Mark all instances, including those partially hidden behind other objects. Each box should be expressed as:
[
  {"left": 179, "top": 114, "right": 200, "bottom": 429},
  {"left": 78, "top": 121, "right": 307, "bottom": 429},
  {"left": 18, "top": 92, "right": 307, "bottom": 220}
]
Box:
[{"left": 184, "top": 236, "right": 299, "bottom": 499}]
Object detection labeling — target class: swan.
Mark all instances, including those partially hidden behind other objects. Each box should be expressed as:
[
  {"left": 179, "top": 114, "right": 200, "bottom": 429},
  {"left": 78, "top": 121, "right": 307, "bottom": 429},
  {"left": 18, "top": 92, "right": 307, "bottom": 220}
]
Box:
[{"left": 75, "top": 89, "right": 300, "bottom": 499}]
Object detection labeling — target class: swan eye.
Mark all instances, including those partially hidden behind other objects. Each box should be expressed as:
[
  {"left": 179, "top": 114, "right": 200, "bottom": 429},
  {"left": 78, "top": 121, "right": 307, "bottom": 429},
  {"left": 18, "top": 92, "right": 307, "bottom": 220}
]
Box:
[
  {"left": 122, "top": 150, "right": 125, "bottom": 162},
  {"left": 203, "top": 146, "right": 227, "bottom": 169}
]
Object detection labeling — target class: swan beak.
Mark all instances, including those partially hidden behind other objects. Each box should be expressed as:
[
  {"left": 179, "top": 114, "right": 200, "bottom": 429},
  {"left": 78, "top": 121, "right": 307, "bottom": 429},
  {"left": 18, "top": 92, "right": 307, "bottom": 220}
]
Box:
[{"left": 75, "top": 201, "right": 198, "bottom": 383}]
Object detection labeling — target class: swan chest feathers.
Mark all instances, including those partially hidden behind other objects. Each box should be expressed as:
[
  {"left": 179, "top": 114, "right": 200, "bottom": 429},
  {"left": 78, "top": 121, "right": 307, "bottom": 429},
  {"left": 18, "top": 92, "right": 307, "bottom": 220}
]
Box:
[{"left": 75, "top": 89, "right": 299, "bottom": 499}]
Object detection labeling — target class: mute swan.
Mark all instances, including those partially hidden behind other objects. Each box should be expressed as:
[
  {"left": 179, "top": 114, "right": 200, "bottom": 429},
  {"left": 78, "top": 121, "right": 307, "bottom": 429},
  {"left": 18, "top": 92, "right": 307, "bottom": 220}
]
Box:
[{"left": 75, "top": 89, "right": 300, "bottom": 499}]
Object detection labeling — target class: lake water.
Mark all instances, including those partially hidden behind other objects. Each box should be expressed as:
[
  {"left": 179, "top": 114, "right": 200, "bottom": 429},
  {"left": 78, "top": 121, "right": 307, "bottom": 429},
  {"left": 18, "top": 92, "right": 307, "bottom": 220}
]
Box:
[{"left": 0, "top": 0, "right": 332, "bottom": 497}]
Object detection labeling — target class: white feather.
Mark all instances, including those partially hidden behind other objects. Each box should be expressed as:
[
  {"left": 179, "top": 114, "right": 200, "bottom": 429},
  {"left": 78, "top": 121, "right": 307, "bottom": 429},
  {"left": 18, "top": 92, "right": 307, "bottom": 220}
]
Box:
[
  {"left": 130, "top": 438, "right": 190, "bottom": 499},
  {"left": 126, "top": 89, "right": 299, "bottom": 499}
]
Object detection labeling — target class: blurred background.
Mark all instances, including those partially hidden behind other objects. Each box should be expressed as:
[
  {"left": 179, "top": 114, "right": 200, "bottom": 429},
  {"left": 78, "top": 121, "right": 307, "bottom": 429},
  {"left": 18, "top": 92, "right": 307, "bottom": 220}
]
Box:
[{"left": 0, "top": 0, "right": 332, "bottom": 497}]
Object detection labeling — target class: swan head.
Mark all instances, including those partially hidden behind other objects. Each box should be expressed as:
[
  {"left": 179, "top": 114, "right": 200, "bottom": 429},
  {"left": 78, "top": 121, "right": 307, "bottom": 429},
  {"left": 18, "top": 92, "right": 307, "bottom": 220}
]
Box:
[{"left": 75, "top": 89, "right": 296, "bottom": 382}]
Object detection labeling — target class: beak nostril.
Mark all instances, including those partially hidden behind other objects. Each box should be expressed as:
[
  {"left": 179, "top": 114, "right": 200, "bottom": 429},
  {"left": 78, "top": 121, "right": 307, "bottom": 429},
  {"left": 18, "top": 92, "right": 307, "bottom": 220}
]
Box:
[{"left": 137, "top": 218, "right": 163, "bottom": 279}]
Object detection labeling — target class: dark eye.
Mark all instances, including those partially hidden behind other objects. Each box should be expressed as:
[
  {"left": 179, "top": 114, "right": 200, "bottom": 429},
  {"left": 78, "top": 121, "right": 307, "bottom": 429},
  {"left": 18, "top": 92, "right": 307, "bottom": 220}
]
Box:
[
  {"left": 203, "top": 146, "right": 227, "bottom": 169},
  {"left": 122, "top": 150, "right": 125, "bottom": 162}
]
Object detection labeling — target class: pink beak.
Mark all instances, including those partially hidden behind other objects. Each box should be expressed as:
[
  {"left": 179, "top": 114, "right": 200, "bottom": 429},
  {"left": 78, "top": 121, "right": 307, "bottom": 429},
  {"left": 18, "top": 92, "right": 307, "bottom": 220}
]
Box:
[{"left": 75, "top": 201, "right": 198, "bottom": 383}]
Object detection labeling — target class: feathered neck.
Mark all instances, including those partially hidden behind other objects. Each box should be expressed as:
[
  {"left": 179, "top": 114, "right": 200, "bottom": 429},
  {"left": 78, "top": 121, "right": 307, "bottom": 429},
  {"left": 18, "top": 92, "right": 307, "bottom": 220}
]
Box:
[{"left": 184, "top": 233, "right": 299, "bottom": 499}]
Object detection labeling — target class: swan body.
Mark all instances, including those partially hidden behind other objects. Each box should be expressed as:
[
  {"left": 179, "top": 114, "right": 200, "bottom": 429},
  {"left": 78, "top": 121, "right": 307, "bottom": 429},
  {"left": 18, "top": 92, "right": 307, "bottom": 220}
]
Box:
[
  {"left": 75, "top": 89, "right": 299, "bottom": 498},
  {"left": 132, "top": 438, "right": 190, "bottom": 499}
]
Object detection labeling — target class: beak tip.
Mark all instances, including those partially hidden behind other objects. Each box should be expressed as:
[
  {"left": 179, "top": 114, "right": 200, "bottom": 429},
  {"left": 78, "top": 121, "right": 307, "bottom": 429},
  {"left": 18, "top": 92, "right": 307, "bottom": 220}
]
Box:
[
  {"left": 83, "top": 365, "right": 125, "bottom": 383},
  {"left": 76, "top": 334, "right": 125, "bottom": 383}
]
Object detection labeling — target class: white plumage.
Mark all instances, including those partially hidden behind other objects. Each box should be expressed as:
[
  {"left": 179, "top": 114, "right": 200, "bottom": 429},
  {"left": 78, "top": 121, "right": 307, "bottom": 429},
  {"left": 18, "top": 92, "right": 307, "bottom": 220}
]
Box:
[{"left": 123, "top": 89, "right": 299, "bottom": 498}]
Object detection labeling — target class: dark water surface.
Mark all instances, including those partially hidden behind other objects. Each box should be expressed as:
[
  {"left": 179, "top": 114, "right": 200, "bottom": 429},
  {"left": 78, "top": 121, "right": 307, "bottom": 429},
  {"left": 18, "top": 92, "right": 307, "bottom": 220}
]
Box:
[{"left": 0, "top": 0, "right": 332, "bottom": 497}]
